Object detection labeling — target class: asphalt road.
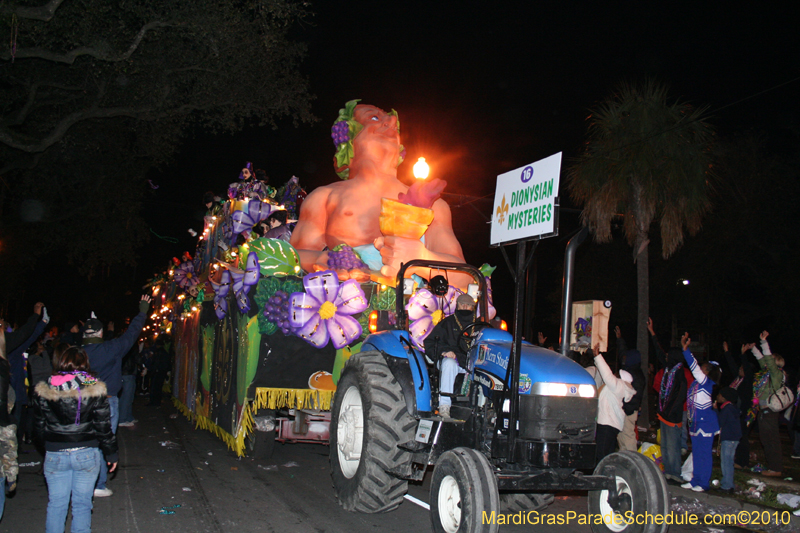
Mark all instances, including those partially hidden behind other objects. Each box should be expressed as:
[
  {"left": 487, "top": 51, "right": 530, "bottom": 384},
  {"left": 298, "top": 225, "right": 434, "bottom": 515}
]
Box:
[{"left": 2, "top": 397, "right": 753, "bottom": 532}]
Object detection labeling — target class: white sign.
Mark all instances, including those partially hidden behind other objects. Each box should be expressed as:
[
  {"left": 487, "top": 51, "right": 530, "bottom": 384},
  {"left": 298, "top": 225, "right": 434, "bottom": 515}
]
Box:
[{"left": 490, "top": 152, "right": 561, "bottom": 245}]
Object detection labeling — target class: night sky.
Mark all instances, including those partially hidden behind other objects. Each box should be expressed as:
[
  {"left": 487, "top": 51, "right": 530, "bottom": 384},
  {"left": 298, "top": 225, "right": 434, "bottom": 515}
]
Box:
[{"left": 27, "top": 2, "right": 800, "bottom": 347}]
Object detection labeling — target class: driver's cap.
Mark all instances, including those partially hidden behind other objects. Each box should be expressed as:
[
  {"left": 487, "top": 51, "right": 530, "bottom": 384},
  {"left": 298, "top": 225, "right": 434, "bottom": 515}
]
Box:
[{"left": 456, "top": 294, "right": 476, "bottom": 308}]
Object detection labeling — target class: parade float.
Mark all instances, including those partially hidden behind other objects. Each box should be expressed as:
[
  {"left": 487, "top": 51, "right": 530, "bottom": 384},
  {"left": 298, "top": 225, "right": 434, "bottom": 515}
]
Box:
[{"left": 151, "top": 100, "right": 498, "bottom": 456}]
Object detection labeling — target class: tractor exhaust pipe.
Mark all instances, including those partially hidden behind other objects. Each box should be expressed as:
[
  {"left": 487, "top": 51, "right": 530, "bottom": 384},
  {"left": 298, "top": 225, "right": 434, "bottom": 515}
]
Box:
[{"left": 559, "top": 226, "right": 589, "bottom": 357}]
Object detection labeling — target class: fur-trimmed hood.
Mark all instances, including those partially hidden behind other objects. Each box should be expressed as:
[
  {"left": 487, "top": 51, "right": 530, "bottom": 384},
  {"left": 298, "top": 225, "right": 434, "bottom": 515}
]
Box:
[{"left": 35, "top": 378, "right": 107, "bottom": 402}]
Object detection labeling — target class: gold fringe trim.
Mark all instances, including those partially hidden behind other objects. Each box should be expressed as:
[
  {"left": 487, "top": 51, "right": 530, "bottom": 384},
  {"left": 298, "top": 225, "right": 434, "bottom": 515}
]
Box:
[
  {"left": 172, "top": 397, "right": 255, "bottom": 458},
  {"left": 253, "top": 388, "right": 334, "bottom": 411}
]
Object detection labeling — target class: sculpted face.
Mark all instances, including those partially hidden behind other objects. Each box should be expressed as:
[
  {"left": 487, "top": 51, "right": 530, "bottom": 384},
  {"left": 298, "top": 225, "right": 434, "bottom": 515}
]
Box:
[{"left": 352, "top": 105, "right": 400, "bottom": 167}]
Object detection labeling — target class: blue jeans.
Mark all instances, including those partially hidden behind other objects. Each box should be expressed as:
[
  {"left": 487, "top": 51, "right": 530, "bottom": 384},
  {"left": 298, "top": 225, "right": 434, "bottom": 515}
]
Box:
[
  {"left": 438, "top": 357, "right": 466, "bottom": 407},
  {"left": 119, "top": 375, "right": 136, "bottom": 424},
  {"left": 45, "top": 448, "right": 101, "bottom": 533},
  {"left": 96, "top": 396, "right": 119, "bottom": 490},
  {"left": 660, "top": 421, "right": 682, "bottom": 479},
  {"left": 720, "top": 440, "right": 738, "bottom": 490}
]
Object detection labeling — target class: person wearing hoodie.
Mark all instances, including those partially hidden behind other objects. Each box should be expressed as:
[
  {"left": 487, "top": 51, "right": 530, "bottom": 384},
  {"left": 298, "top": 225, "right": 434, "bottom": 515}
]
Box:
[
  {"left": 33, "top": 346, "right": 118, "bottom": 533},
  {"left": 614, "top": 326, "right": 646, "bottom": 452},
  {"left": 680, "top": 333, "right": 721, "bottom": 492},
  {"left": 747, "top": 331, "right": 785, "bottom": 477},
  {"left": 82, "top": 294, "right": 150, "bottom": 497},
  {"left": 649, "top": 317, "right": 688, "bottom": 482},
  {"left": 592, "top": 345, "right": 636, "bottom": 462}
]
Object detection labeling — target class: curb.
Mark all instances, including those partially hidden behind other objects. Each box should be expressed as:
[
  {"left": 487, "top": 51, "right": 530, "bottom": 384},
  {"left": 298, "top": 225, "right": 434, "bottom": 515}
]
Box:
[{"left": 670, "top": 485, "right": 800, "bottom": 532}]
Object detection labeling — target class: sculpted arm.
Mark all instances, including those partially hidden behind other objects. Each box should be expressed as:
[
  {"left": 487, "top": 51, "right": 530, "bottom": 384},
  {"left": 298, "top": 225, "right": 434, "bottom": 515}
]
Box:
[
  {"left": 290, "top": 187, "right": 331, "bottom": 271},
  {"left": 375, "top": 198, "right": 473, "bottom": 288}
]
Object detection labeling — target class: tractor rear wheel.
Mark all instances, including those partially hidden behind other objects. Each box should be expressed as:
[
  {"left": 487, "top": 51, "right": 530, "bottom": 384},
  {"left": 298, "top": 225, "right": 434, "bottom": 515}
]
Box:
[{"left": 330, "top": 350, "right": 417, "bottom": 513}]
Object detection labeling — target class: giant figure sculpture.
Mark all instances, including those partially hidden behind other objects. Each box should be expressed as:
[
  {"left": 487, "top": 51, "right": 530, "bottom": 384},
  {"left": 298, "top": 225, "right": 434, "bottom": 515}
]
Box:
[{"left": 291, "top": 101, "right": 471, "bottom": 287}]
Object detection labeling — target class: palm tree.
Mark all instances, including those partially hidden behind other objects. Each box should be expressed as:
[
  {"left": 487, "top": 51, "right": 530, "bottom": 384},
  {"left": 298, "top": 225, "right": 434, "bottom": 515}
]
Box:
[{"left": 568, "top": 79, "right": 714, "bottom": 427}]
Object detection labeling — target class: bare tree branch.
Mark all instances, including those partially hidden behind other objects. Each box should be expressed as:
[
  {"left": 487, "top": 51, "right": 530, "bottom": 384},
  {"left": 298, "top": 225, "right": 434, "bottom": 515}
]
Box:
[
  {"left": 0, "top": 104, "right": 147, "bottom": 152},
  {"left": 0, "top": 21, "right": 170, "bottom": 64},
  {"left": 0, "top": 152, "right": 43, "bottom": 176},
  {"left": 1, "top": 0, "right": 65, "bottom": 21}
]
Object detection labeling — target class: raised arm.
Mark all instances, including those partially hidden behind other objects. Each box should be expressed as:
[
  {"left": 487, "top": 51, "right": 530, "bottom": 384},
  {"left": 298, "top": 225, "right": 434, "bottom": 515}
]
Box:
[
  {"left": 615, "top": 326, "right": 628, "bottom": 359},
  {"left": 753, "top": 331, "right": 783, "bottom": 389},
  {"left": 722, "top": 341, "right": 739, "bottom": 379},
  {"left": 647, "top": 318, "right": 667, "bottom": 367},
  {"left": 681, "top": 333, "right": 706, "bottom": 384}
]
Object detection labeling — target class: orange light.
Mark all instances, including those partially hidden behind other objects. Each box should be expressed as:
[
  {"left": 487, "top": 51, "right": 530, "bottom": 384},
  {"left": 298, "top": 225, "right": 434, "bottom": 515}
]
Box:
[
  {"left": 368, "top": 311, "right": 379, "bottom": 333},
  {"left": 413, "top": 157, "right": 429, "bottom": 180},
  {"left": 500, "top": 320, "right": 508, "bottom": 331}
]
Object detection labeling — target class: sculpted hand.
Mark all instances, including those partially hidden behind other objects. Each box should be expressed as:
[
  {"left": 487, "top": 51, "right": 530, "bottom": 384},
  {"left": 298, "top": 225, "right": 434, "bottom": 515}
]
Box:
[{"left": 374, "top": 236, "right": 429, "bottom": 279}]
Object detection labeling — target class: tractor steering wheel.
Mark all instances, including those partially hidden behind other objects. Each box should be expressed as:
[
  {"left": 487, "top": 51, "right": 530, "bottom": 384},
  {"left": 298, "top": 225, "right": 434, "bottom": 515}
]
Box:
[{"left": 458, "top": 321, "right": 490, "bottom": 354}]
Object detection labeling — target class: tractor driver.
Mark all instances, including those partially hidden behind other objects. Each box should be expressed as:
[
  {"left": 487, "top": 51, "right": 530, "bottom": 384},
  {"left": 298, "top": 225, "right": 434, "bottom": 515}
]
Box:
[{"left": 423, "top": 294, "right": 476, "bottom": 419}]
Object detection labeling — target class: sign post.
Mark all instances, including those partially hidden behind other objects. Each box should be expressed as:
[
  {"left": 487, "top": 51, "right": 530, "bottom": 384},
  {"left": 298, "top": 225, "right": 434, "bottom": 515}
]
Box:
[{"left": 490, "top": 152, "right": 561, "bottom": 463}]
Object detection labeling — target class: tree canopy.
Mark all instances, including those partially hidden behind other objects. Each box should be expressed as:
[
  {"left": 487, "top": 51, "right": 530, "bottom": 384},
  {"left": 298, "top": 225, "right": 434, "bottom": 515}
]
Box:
[
  {"left": 0, "top": 0, "right": 314, "bottom": 297},
  {"left": 568, "top": 79, "right": 714, "bottom": 259}
]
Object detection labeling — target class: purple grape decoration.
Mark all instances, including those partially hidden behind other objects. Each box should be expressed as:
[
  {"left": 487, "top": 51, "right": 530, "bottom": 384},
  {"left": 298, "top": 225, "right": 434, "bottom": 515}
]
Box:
[{"left": 264, "top": 290, "right": 291, "bottom": 335}]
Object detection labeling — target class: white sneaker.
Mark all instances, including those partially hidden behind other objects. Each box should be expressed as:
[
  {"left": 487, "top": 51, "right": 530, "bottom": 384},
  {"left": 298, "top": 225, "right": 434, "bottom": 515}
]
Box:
[
  {"left": 118, "top": 421, "right": 135, "bottom": 427},
  {"left": 438, "top": 405, "right": 450, "bottom": 419},
  {"left": 692, "top": 486, "right": 705, "bottom": 492},
  {"left": 94, "top": 488, "right": 113, "bottom": 497},
  {"left": 680, "top": 482, "right": 694, "bottom": 490}
]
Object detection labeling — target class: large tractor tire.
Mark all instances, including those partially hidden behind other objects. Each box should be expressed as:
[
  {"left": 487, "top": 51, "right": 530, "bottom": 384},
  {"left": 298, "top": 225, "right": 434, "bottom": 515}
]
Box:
[
  {"left": 431, "top": 448, "right": 499, "bottom": 533},
  {"left": 588, "top": 451, "right": 670, "bottom": 533},
  {"left": 330, "top": 350, "right": 417, "bottom": 513},
  {"left": 500, "top": 492, "right": 555, "bottom": 512}
]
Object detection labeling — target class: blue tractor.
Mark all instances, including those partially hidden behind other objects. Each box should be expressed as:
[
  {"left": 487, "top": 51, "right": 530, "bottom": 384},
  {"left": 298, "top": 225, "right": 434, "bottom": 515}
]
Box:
[{"left": 330, "top": 260, "right": 669, "bottom": 533}]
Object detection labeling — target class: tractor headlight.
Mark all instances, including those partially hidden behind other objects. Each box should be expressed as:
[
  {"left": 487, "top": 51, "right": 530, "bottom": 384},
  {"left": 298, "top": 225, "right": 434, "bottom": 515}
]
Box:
[
  {"left": 531, "top": 382, "right": 595, "bottom": 397},
  {"left": 538, "top": 383, "right": 568, "bottom": 396}
]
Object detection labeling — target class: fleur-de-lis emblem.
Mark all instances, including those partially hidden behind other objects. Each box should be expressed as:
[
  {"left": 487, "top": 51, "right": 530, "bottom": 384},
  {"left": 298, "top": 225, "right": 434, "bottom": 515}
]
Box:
[{"left": 496, "top": 195, "right": 509, "bottom": 225}]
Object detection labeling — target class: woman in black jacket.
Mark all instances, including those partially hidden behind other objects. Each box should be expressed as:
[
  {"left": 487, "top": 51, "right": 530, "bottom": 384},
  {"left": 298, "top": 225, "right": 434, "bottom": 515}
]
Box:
[{"left": 33, "top": 347, "right": 118, "bottom": 533}]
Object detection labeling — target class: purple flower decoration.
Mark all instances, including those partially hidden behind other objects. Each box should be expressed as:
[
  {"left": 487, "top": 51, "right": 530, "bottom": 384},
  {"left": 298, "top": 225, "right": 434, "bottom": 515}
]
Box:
[
  {"left": 406, "top": 289, "right": 440, "bottom": 350},
  {"left": 210, "top": 269, "right": 231, "bottom": 320},
  {"left": 439, "top": 285, "right": 465, "bottom": 315},
  {"left": 288, "top": 270, "right": 367, "bottom": 349},
  {"left": 230, "top": 252, "right": 260, "bottom": 313},
  {"left": 406, "top": 286, "right": 464, "bottom": 350},
  {"left": 231, "top": 200, "right": 275, "bottom": 236},
  {"left": 174, "top": 261, "right": 198, "bottom": 290}
]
